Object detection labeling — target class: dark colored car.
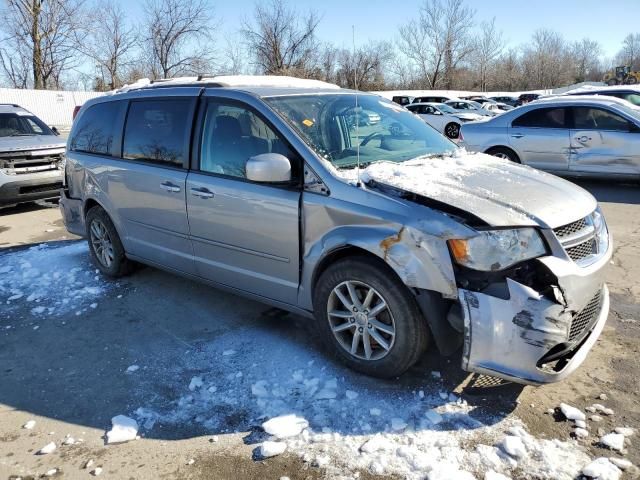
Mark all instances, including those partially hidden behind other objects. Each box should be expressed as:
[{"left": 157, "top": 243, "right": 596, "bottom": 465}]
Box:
[{"left": 516, "top": 93, "right": 541, "bottom": 106}]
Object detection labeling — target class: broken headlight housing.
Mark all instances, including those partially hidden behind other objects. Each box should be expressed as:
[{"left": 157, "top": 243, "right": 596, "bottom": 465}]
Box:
[{"left": 448, "top": 228, "right": 547, "bottom": 272}]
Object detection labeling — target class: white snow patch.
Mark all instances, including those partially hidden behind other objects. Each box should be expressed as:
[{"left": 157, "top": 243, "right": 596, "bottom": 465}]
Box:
[
  {"left": 126, "top": 365, "right": 140, "bottom": 373},
  {"left": 91, "top": 467, "right": 103, "bottom": 476},
  {"left": 614, "top": 427, "right": 634, "bottom": 437},
  {"left": 188, "top": 376, "right": 204, "bottom": 391},
  {"left": 222, "top": 349, "right": 236, "bottom": 356},
  {"left": 37, "top": 442, "right": 56, "bottom": 454},
  {"left": 559, "top": 403, "right": 586, "bottom": 421},
  {"left": 23, "top": 420, "right": 36, "bottom": 429},
  {"left": 106, "top": 415, "right": 138, "bottom": 444},
  {"left": 600, "top": 433, "right": 625, "bottom": 451},
  {"left": 500, "top": 435, "right": 526, "bottom": 459},
  {"left": 574, "top": 428, "right": 589, "bottom": 438},
  {"left": 582, "top": 457, "right": 622, "bottom": 480},
  {"left": 260, "top": 441, "right": 287, "bottom": 458},
  {"left": 345, "top": 390, "right": 358, "bottom": 400},
  {"left": 485, "top": 471, "right": 511, "bottom": 480},
  {"left": 608, "top": 458, "right": 632, "bottom": 470},
  {"left": 262, "top": 414, "right": 309, "bottom": 439}
]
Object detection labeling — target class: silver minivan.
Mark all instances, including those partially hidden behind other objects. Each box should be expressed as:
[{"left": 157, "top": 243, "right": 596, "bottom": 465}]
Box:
[{"left": 60, "top": 76, "right": 612, "bottom": 385}]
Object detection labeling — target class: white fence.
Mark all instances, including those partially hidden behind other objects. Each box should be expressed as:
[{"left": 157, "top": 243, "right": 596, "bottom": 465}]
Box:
[{"left": 0, "top": 88, "right": 104, "bottom": 131}]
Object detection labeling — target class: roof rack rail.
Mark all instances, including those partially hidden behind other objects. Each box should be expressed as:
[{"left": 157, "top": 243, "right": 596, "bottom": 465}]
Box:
[{"left": 0, "top": 103, "right": 21, "bottom": 107}]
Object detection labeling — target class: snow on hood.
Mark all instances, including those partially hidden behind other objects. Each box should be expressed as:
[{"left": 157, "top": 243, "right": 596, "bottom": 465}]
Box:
[
  {"left": 0, "top": 135, "right": 65, "bottom": 153},
  {"left": 357, "top": 152, "right": 596, "bottom": 228}
]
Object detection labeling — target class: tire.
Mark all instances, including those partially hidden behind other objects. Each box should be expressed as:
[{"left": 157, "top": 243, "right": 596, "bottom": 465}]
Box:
[
  {"left": 487, "top": 146, "right": 520, "bottom": 163},
  {"left": 313, "top": 256, "right": 429, "bottom": 378},
  {"left": 444, "top": 122, "right": 461, "bottom": 139},
  {"left": 625, "top": 76, "right": 638, "bottom": 85},
  {"left": 85, "top": 205, "right": 133, "bottom": 278},
  {"left": 607, "top": 79, "right": 619, "bottom": 86}
]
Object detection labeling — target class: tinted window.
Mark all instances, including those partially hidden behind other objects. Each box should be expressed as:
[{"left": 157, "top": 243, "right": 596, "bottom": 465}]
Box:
[
  {"left": 572, "top": 107, "right": 631, "bottom": 131},
  {"left": 512, "top": 107, "right": 567, "bottom": 128},
  {"left": 123, "top": 99, "right": 191, "bottom": 166},
  {"left": 0, "top": 114, "right": 52, "bottom": 138},
  {"left": 200, "top": 101, "right": 298, "bottom": 180},
  {"left": 621, "top": 93, "right": 640, "bottom": 106},
  {"left": 70, "top": 102, "right": 121, "bottom": 154}
]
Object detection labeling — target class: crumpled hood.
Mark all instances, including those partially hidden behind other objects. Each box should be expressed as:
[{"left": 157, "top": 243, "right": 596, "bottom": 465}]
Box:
[
  {"left": 360, "top": 152, "right": 596, "bottom": 228},
  {"left": 0, "top": 135, "right": 65, "bottom": 154}
]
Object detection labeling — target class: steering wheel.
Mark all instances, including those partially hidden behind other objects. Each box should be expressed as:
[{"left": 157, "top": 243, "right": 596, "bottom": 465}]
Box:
[{"left": 360, "top": 132, "right": 384, "bottom": 147}]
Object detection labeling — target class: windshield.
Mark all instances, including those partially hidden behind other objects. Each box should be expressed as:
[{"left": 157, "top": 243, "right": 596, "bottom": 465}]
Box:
[
  {"left": 265, "top": 94, "right": 456, "bottom": 169},
  {"left": 436, "top": 104, "right": 456, "bottom": 114},
  {"left": 0, "top": 113, "right": 53, "bottom": 137}
]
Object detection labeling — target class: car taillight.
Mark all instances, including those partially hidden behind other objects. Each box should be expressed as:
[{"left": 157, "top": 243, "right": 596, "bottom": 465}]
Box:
[{"left": 72, "top": 105, "right": 81, "bottom": 121}]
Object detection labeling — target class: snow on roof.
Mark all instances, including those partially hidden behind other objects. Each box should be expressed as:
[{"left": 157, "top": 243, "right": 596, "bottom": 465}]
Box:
[
  {"left": 564, "top": 83, "right": 640, "bottom": 95},
  {"left": 532, "top": 94, "right": 640, "bottom": 109},
  {"left": 112, "top": 75, "right": 341, "bottom": 94}
]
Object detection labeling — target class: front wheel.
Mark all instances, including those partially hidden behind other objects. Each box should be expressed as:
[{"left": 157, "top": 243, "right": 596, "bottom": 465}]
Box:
[
  {"left": 487, "top": 147, "right": 520, "bottom": 163},
  {"left": 444, "top": 122, "right": 461, "bottom": 139},
  {"left": 313, "top": 257, "right": 429, "bottom": 378}
]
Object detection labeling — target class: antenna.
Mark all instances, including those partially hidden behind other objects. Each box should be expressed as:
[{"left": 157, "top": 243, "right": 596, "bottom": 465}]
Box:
[{"left": 353, "top": 25, "right": 362, "bottom": 187}]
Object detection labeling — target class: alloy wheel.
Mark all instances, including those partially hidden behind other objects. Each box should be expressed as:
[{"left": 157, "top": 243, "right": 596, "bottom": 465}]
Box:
[
  {"left": 89, "top": 219, "right": 114, "bottom": 268},
  {"left": 327, "top": 280, "right": 396, "bottom": 361}
]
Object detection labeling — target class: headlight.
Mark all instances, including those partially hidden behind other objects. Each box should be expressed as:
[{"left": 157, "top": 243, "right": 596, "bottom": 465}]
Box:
[{"left": 448, "top": 228, "right": 547, "bottom": 271}]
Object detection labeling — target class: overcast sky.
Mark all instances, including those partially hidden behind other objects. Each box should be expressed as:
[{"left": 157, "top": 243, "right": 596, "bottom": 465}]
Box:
[{"left": 120, "top": 0, "right": 639, "bottom": 59}]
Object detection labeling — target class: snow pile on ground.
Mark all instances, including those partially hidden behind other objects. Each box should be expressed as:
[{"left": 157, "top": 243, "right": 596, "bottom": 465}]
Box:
[
  {"left": 0, "top": 242, "right": 108, "bottom": 319},
  {"left": 128, "top": 326, "right": 603, "bottom": 480},
  {"left": 106, "top": 415, "right": 138, "bottom": 444}
]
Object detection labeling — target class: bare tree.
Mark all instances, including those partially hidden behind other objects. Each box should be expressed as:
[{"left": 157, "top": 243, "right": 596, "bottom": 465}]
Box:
[
  {"left": 397, "top": 0, "right": 475, "bottom": 89},
  {"left": 521, "top": 29, "right": 570, "bottom": 89},
  {"left": 617, "top": 33, "right": 640, "bottom": 70},
  {"left": 571, "top": 38, "right": 602, "bottom": 83},
  {"left": 143, "top": 0, "right": 215, "bottom": 79},
  {"left": 475, "top": 18, "right": 502, "bottom": 91},
  {"left": 80, "top": 1, "right": 138, "bottom": 90},
  {"left": 241, "top": 0, "right": 320, "bottom": 76},
  {"left": 335, "top": 42, "right": 393, "bottom": 90},
  {"left": 0, "top": 0, "right": 84, "bottom": 89}
]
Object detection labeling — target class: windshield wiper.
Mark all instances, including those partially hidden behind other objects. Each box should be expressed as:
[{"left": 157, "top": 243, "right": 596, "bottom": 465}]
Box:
[{"left": 10, "top": 133, "right": 36, "bottom": 137}]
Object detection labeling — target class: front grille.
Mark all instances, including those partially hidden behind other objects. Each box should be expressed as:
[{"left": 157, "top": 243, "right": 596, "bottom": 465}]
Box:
[
  {"left": 18, "top": 182, "right": 62, "bottom": 194},
  {"left": 554, "top": 218, "right": 588, "bottom": 239},
  {"left": 568, "top": 291, "right": 602, "bottom": 342},
  {"left": 0, "top": 153, "right": 63, "bottom": 175},
  {"left": 566, "top": 238, "right": 597, "bottom": 261}
]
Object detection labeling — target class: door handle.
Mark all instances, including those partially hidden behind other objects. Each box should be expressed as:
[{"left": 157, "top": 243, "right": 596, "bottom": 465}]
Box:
[
  {"left": 160, "top": 181, "right": 181, "bottom": 193},
  {"left": 575, "top": 135, "right": 591, "bottom": 142},
  {"left": 511, "top": 133, "right": 524, "bottom": 138},
  {"left": 190, "top": 187, "right": 214, "bottom": 199}
]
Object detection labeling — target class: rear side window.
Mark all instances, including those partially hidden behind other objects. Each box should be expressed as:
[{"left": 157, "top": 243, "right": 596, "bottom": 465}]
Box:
[
  {"left": 512, "top": 107, "right": 567, "bottom": 128},
  {"left": 572, "top": 107, "right": 631, "bottom": 131},
  {"left": 621, "top": 93, "right": 640, "bottom": 106},
  {"left": 70, "top": 101, "right": 121, "bottom": 155},
  {"left": 123, "top": 99, "right": 192, "bottom": 167}
]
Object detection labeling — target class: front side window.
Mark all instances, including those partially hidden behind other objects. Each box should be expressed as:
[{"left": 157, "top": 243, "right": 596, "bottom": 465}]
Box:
[
  {"left": 70, "top": 101, "right": 122, "bottom": 154},
  {"left": 199, "top": 100, "right": 297, "bottom": 180},
  {"left": 512, "top": 107, "right": 567, "bottom": 129},
  {"left": 123, "top": 99, "right": 191, "bottom": 166},
  {"left": 265, "top": 94, "right": 456, "bottom": 170},
  {"left": 572, "top": 107, "right": 630, "bottom": 131}
]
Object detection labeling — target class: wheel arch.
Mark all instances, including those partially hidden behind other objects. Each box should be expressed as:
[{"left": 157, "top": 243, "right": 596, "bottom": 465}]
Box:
[{"left": 485, "top": 145, "right": 521, "bottom": 163}]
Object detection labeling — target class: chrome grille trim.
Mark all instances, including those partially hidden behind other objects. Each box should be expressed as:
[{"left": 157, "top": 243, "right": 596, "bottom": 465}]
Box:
[
  {"left": 553, "top": 212, "right": 605, "bottom": 265},
  {"left": 554, "top": 218, "right": 588, "bottom": 239}
]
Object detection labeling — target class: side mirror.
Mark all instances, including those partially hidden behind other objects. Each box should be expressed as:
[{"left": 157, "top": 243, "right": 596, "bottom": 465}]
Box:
[
  {"left": 246, "top": 153, "right": 292, "bottom": 183},
  {"left": 51, "top": 126, "right": 60, "bottom": 135}
]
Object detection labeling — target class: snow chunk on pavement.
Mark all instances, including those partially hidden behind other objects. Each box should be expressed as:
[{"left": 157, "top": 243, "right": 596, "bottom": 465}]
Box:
[
  {"left": 485, "top": 471, "right": 511, "bottom": 480},
  {"left": 425, "top": 409, "right": 443, "bottom": 425},
  {"left": 262, "top": 414, "right": 308, "bottom": 439},
  {"left": 345, "top": 390, "right": 358, "bottom": 400},
  {"left": 251, "top": 380, "right": 269, "bottom": 397},
  {"left": 390, "top": 418, "right": 407, "bottom": 431},
  {"left": 499, "top": 435, "right": 526, "bottom": 458},
  {"left": 188, "top": 376, "right": 203, "bottom": 391},
  {"left": 37, "top": 442, "right": 56, "bottom": 454},
  {"left": 222, "top": 349, "right": 236, "bottom": 356},
  {"left": 600, "top": 433, "right": 625, "bottom": 451},
  {"left": 23, "top": 420, "right": 36, "bottom": 429},
  {"left": 260, "top": 441, "right": 287, "bottom": 458},
  {"left": 559, "top": 403, "right": 585, "bottom": 421},
  {"left": 126, "top": 365, "right": 140, "bottom": 373},
  {"left": 360, "top": 435, "right": 395, "bottom": 453},
  {"left": 609, "top": 458, "right": 632, "bottom": 470},
  {"left": 428, "top": 466, "right": 476, "bottom": 480},
  {"left": 574, "top": 428, "right": 589, "bottom": 438},
  {"left": 582, "top": 457, "right": 622, "bottom": 480},
  {"left": 106, "top": 415, "right": 139, "bottom": 444},
  {"left": 614, "top": 427, "right": 634, "bottom": 437}
]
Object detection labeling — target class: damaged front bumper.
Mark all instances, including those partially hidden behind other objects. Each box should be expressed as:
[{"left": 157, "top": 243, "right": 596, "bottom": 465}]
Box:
[
  {"left": 458, "top": 245, "right": 612, "bottom": 385},
  {"left": 59, "top": 188, "right": 86, "bottom": 237}
]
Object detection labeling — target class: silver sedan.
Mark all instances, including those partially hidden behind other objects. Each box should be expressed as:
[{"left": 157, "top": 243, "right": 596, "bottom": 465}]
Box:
[{"left": 460, "top": 95, "right": 640, "bottom": 179}]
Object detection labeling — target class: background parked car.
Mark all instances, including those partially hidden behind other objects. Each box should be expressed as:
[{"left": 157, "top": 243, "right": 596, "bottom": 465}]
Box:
[
  {"left": 460, "top": 95, "right": 640, "bottom": 179},
  {"left": 445, "top": 99, "right": 496, "bottom": 117},
  {"left": 413, "top": 95, "right": 458, "bottom": 104},
  {"left": 392, "top": 95, "right": 414, "bottom": 106},
  {"left": 406, "top": 102, "right": 483, "bottom": 138},
  {"left": 0, "top": 104, "right": 66, "bottom": 207},
  {"left": 516, "top": 93, "right": 541, "bottom": 106},
  {"left": 489, "top": 95, "right": 519, "bottom": 107},
  {"left": 565, "top": 86, "right": 640, "bottom": 106}
]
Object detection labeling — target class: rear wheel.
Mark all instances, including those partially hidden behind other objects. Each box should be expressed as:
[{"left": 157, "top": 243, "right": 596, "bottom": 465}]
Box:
[
  {"left": 313, "top": 257, "right": 429, "bottom": 378},
  {"left": 607, "top": 78, "right": 619, "bottom": 86},
  {"left": 86, "top": 206, "right": 133, "bottom": 278},
  {"left": 487, "top": 146, "right": 520, "bottom": 163},
  {"left": 625, "top": 76, "right": 638, "bottom": 85},
  {"left": 444, "top": 122, "right": 461, "bottom": 139}
]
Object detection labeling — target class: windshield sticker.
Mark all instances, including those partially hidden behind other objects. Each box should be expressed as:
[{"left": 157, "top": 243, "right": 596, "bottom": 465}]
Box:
[{"left": 302, "top": 119, "right": 314, "bottom": 127}]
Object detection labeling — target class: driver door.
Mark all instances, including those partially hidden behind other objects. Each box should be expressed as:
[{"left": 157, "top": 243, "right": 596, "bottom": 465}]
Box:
[{"left": 186, "top": 97, "right": 302, "bottom": 304}]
